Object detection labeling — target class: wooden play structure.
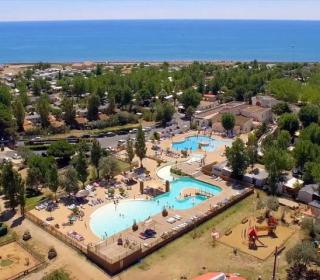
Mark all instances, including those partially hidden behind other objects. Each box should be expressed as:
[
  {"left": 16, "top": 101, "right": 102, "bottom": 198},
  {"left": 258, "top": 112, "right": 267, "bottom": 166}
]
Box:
[{"left": 248, "top": 216, "right": 278, "bottom": 250}]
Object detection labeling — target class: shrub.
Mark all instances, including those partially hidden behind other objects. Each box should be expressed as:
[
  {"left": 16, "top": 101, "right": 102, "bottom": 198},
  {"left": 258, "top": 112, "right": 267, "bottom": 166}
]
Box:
[
  {"left": 48, "top": 246, "right": 57, "bottom": 260},
  {"left": 162, "top": 208, "right": 168, "bottom": 217},
  {"left": 0, "top": 224, "right": 8, "bottom": 236},
  {"left": 132, "top": 220, "right": 138, "bottom": 232},
  {"left": 267, "top": 196, "right": 279, "bottom": 211}
]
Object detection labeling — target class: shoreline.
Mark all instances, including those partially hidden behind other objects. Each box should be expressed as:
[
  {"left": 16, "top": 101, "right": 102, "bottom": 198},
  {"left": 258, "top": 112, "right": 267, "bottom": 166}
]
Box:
[{"left": 1, "top": 60, "right": 318, "bottom": 67}]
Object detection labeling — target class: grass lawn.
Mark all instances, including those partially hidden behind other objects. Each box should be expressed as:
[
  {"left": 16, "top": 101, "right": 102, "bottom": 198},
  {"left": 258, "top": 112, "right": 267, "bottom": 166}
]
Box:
[
  {"left": 115, "top": 159, "right": 131, "bottom": 173},
  {"left": 25, "top": 195, "right": 45, "bottom": 211},
  {"left": 123, "top": 191, "right": 300, "bottom": 280}
]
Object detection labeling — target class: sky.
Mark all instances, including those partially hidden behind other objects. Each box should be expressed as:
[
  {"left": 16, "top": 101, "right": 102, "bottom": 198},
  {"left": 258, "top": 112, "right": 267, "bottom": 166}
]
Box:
[{"left": 1, "top": 0, "right": 320, "bottom": 21}]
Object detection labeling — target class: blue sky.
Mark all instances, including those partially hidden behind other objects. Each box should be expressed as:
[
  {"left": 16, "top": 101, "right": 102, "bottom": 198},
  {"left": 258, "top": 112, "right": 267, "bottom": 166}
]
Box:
[{"left": 1, "top": 0, "right": 320, "bottom": 21}]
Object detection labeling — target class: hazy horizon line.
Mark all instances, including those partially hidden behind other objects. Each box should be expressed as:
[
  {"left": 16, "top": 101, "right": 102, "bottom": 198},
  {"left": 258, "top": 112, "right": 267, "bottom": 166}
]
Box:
[{"left": 1, "top": 18, "right": 320, "bottom": 23}]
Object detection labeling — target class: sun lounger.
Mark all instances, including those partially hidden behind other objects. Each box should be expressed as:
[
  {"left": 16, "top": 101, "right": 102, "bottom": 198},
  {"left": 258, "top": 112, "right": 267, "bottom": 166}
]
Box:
[
  {"left": 173, "top": 215, "right": 182, "bottom": 220},
  {"left": 167, "top": 217, "right": 176, "bottom": 224}
]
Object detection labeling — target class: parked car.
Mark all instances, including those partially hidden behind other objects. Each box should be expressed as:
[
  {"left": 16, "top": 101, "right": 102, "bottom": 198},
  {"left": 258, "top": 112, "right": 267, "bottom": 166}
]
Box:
[{"left": 106, "top": 132, "right": 116, "bottom": 137}]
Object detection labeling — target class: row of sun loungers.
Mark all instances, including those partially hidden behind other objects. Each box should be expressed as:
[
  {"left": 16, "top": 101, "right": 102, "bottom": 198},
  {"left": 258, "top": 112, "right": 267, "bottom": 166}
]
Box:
[
  {"left": 166, "top": 214, "right": 182, "bottom": 224},
  {"left": 67, "top": 230, "right": 84, "bottom": 241},
  {"left": 88, "top": 198, "right": 104, "bottom": 206}
]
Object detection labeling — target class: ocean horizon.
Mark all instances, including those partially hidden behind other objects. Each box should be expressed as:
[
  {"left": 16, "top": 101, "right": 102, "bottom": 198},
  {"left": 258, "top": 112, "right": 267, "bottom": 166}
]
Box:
[{"left": 1, "top": 19, "right": 320, "bottom": 63}]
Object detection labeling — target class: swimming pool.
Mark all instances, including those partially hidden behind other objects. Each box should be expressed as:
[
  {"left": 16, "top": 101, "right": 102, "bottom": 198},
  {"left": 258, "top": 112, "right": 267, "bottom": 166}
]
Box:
[
  {"left": 172, "top": 135, "right": 229, "bottom": 152},
  {"left": 90, "top": 177, "right": 221, "bottom": 238}
]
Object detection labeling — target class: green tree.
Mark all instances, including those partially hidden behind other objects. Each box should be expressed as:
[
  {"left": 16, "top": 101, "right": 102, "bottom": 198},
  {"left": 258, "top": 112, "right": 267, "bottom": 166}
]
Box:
[
  {"left": 276, "top": 130, "right": 291, "bottom": 150},
  {"left": 12, "top": 99, "right": 25, "bottom": 131},
  {"left": 126, "top": 138, "right": 135, "bottom": 168},
  {"left": 31, "top": 79, "right": 42, "bottom": 96},
  {"left": 135, "top": 125, "right": 147, "bottom": 167},
  {"left": 72, "top": 76, "right": 86, "bottom": 98},
  {"left": 99, "top": 156, "right": 120, "bottom": 181},
  {"left": 179, "top": 88, "right": 201, "bottom": 110},
  {"left": 46, "top": 164, "right": 59, "bottom": 202},
  {"left": 272, "top": 102, "right": 291, "bottom": 115},
  {"left": 47, "top": 140, "right": 75, "bottom": 162},
  {"left": 298, "top": 104, "right": 319, "bottom": 128},
  {"left": 293, "top": 140, "right": 320, "bottom": 170},
  {"left": 268, "top": 78, "right": 301, "bottom": 103},
  {"left": 225, "top": 138, "right": 249, "bottom": 178},
  {"left": 300, "top": 123, "right": 320, "bottom": 145},
  {"left": 87, "top": 94, "right": 100, "bottom": 121},
  {"left": 278, "top": 113, "right": 299, "bottom": 136},
  {"left": 247, "top": 133, "right": 257, "bottom": 169},
  {"left": 17, "top": 178, "right": 26, "bottom": 217},
  {"left": 37, "top": 94, "right": 50, "bottom": 128},
  {"left": 286, "top": 263, "right": 320, "bottom": 280},
  {"left": 0, "top": 84, "right": 12, "bottom": 106},
  {"left": 107, "top": 94, "right": 116, "bottom": 115},
  {"left": 90, "top": 139, "right": 102, "bottom": 178},
  {"left": 61, "top": 97, "right": 76, "bottom": 126},
  {"left": 1, "top": 162, "right": 20, "bottom": 210},
  {"left": 26, "top": 155, "right": 56, "bottom": 188},
  {"left": 73, "top": 150, "right": 88, "bottom": 187},
  {"left": 264, "top": 145, "right": 293, "bottom": 194},
  {"left": 155, "top": 102, "right": 175, "bottom": 126},
  {"left": 0, "top": 103, "right": 15, "bottom": 139},
  {"left": 95, "top": 64, "right": 103, "bottom": 75},
  {"left": 59, "top": 167, "right": 79, "bottom": 195},
  {"left": 286, "top": 241, "right": 319, "bottom": 266},
  {"left": 185, "top": 106, "right": 195, "bottom": 125},
  {"left": 221, "top": 113, "right": 235, "bottom": 136}
]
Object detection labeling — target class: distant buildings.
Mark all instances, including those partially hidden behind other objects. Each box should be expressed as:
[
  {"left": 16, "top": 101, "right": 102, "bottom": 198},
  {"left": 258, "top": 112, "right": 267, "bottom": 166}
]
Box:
[{"left": 194, "top": 99, "right": 273, "bottom": 135}]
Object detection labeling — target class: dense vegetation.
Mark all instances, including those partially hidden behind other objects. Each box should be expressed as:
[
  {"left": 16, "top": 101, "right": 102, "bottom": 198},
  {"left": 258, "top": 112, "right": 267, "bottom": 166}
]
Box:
[{"left": 1, "top": 61, "right": 320, "bottom": 141}]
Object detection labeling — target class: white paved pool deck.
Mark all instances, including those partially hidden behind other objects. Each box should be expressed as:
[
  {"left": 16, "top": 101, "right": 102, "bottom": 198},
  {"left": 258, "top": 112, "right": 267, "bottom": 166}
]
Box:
[{"left": 29, "top": 131, "right": 248, "bottom": 258}]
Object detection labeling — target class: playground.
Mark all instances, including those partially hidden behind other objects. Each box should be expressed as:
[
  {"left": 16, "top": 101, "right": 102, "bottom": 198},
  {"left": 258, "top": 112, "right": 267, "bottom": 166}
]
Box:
[
  {"left": 219, "top": 214, "right": 295, "bottom": 260},
  {"left": 0, "top": 241, "right": 40, "bottom": 279}
]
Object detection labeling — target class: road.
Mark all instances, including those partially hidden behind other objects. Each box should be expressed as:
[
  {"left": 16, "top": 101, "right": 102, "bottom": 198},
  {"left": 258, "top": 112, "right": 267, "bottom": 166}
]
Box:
[{"left": 97, "top": 113, "right": 190, "bottom": 149}]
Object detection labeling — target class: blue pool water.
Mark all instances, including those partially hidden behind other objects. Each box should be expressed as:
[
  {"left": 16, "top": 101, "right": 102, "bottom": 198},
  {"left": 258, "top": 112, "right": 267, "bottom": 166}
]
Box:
[
  {"left": 172, "top": 136, "right": 229, "bottom": 152},
  {"left": 90, "top": 177, "right": 221, "bottom": 238}
]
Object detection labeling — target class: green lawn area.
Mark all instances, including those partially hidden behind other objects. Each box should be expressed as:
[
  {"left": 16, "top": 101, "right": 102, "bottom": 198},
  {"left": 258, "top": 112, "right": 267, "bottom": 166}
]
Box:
[
  {"left": 115, "top": 159, "right": 131, "bottom": 173},
  {"left": 125, "top": 191, "right": 300, "bottom": 280},
  {"left": 0, "top": 259, "right": 14, "bottom": 267},
  {"left": 25, "top": 195, "right": 45, "bottom": 211}
]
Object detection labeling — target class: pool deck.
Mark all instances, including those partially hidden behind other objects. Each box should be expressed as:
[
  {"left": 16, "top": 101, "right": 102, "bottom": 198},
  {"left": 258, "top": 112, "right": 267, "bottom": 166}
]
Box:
[
  {"left": 27, "top": 130, "right": 253, "bottom": 273},
  {"left": 88, "top": 174, "right": 242, "bottom": 262}
]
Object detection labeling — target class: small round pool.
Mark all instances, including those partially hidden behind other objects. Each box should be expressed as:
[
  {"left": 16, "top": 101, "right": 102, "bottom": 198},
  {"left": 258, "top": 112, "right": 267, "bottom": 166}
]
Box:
[
  {"left": 90, "top": 177, "right": 221, "bottom": 238},
  {"left": 172, "top": 135, "right": 229, "bottom": 152}
]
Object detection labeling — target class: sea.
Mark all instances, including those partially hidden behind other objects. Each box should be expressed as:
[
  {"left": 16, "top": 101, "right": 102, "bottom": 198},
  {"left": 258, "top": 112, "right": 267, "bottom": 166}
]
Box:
[{"left": 0, "top": 20, "right": 320, "bottom": 63}]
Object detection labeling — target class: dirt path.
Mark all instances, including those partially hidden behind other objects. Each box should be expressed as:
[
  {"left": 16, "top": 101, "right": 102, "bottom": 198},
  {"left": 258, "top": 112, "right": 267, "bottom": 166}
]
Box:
[{"left": 8, "top": 218, "right": 112, "bottom": 280}]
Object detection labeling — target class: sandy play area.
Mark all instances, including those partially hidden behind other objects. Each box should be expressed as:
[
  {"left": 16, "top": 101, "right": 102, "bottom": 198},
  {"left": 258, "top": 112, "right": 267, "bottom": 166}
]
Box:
[
  {"left": 0, "top": 241, "right": 40, "bottom": 280},
  {"left": 219, "top": 218, "right": 295, "bottom": 260}
]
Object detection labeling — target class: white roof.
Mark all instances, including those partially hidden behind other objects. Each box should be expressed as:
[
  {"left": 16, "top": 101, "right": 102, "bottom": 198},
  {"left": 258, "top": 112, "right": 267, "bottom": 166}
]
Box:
[{"left": 284, "top": 178, "right": 304, "bottom": 189}]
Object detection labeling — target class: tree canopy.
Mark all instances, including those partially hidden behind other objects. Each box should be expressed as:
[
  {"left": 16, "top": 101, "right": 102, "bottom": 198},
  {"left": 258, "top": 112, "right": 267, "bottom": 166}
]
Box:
[
  {"left": 225, "top": 138, "right": 249, "bottom": 178},
  {"left": 278, "top": 113, "right": 299, "bottom": 136}
]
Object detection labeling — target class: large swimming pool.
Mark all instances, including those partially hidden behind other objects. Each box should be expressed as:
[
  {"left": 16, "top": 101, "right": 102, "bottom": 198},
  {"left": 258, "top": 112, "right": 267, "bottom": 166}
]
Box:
[
  {"left": 172, "top": 135, "right": 229, "bottom": 152},
  {"left": 90, "top": 177, "right": 221, "bottom": 238}
]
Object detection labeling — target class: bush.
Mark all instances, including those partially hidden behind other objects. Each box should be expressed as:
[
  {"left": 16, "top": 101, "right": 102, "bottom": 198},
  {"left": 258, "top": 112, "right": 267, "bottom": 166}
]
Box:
[
  {"left": 0, "top": 224, "right": 8, "bottom": 236},
  {"left": 132, "top": 220, "right": 138, "bottom": 232},
  {"left": 48, "top": 246, "right": 57, "bottom": 260},
  {"left": 42, "top": 269, "right": 70, "bottom": 280},
  {"left": 267, "top": 196, "right": 280, "bottom": 211},
  {"left": 286, "top": 241, "right": 319, "bottom": 266},
  {"left": 162, "top": 208, "right": 168, "bottom": 217}
]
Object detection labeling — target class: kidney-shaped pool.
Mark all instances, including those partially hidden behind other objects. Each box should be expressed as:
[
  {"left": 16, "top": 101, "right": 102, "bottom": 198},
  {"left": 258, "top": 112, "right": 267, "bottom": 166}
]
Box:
[{"left": 90, "top": 177, "right": 221, "bottom": 238}]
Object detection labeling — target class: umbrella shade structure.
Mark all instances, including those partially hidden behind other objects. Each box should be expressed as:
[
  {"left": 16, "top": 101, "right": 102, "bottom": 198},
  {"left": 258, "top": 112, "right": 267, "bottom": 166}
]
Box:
[{"left": 75, "top": 189, "right": 90, "bottom": 198}]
